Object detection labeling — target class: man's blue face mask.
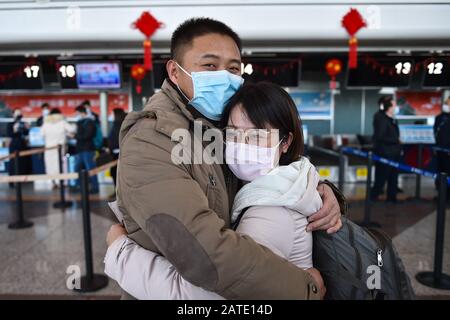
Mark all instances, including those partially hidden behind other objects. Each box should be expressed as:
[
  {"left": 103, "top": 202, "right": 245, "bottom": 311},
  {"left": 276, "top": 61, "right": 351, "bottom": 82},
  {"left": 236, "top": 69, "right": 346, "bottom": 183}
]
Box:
[{"left": 175, "top": 62, "right": 244, "bottom": 121}]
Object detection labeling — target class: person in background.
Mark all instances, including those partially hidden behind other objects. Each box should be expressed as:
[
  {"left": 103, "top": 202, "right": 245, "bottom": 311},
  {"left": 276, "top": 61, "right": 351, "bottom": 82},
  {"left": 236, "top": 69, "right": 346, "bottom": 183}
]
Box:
[
  {"left": 371, "top": 96, "right": 402, "bottom": 203},
  {"left": 81, "top": 100, "right": 100, "bottom": 124},
  {"left": 433, "top": 96, "right": 450, "bottom": 200},
  {"left": 40, "top": 108, "right": 76, "bottom": 189},
  {"left": 81, "top": 99, "right": 103, "bottom": 151},
  {"left": 107, "top": 108, "right": 126, "bottom": 191},
  {"left": 7, "top": 109, "right": 30, "bottom": 187},
  {"left": 0, "top": 100, "right": 13, "bottom": 118},
  {"left": 36, "top": 103, "right": 50, "bottom": 127},
  {"left": 73, "top": 105, "right": 99, "bottom": 194}
]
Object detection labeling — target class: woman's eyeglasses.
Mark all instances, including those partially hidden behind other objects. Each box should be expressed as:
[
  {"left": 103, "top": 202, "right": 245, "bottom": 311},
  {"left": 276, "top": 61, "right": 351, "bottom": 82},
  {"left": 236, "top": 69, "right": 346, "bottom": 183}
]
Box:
[{"left": 222, "top": 127, "right": 282, "bottom": 146}]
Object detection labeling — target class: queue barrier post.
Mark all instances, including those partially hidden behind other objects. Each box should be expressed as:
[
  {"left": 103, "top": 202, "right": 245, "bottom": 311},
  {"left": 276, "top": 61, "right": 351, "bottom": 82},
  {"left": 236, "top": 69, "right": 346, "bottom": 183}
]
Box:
[
  {"left": 416, "top": 172, "right": 450, "bottom": 290},
  {"left": 8, "top": 151, "right": 33, "bottom": 230},
  {"left": 72, "top": 169, "right": 108, "bottom": 293},
  {"left": 357, "top": 151, "right": 381, "bottom": 228},
  {"left": 415, "top": 144, "right": 423, "bottom": 200},
  {"left": 53, "top": 145, "right": 72, "bottom": 209},
  {"left": 338, "top": 147, "right": 345, "bottom": 192}
]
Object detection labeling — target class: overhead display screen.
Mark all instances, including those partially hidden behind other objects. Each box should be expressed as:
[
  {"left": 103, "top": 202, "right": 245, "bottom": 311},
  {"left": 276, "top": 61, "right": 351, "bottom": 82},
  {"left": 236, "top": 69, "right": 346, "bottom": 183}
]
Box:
[
  {"left": 347, "top": 58, "right": 413, "bottom": 88},
  {"left": 422, "top": 59, "right": 450, "bottom": 88},
  {"left": 242, "top": 59, "right": 301, "bottom": 87},
  {"left": 0, "top": 63, "right": 44, "bottom": 90},
  {"left": 75, "top": 62, "right": 121, "bottom": 89}
]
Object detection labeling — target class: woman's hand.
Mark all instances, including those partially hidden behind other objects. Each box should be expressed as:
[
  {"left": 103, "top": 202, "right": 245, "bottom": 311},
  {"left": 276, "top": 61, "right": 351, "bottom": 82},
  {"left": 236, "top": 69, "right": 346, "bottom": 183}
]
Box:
[{"left": 106, "top": 224, "right": 127, "bottom": 247}]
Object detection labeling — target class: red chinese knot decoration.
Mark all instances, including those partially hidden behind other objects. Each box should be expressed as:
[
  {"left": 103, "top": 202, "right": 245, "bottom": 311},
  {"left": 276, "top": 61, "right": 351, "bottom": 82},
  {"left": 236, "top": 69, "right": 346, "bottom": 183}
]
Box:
[
  {"left": 341, "top": 8, "right": 366, "bottom": 69},
  {"left": 132, "top": 11, "right": 163, "bottom": 71}
]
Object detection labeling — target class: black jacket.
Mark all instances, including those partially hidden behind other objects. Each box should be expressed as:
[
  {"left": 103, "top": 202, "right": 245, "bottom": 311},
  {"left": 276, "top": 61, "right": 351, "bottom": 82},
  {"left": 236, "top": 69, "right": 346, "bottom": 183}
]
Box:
[
  {"left": 434, "top": 112, "right": 450, "bottom": 148},
  {"left": 108, "top": 119, "right": 124, "bottom": 152},
  {"left": 36, "top": 116, "right": 44, "bottom": 127},
  {"left": 75, "top": 118, "right": 96, "bottom": 152},
  {"left": 7, "top": 119, "right": 29, "bottom": 152},
  {"left": 372, "top": 110, "right": 402, "bottom": 158}
]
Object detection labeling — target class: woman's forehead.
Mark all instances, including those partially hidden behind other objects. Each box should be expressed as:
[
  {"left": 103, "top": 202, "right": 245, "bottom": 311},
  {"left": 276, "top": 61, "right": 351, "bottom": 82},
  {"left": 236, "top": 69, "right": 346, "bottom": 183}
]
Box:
[
  {"left": 227, "top": 104, "right": 276, "bottom": 130},
  {"left": 228, "top": 104, "right": 255, "bottom": 129}
]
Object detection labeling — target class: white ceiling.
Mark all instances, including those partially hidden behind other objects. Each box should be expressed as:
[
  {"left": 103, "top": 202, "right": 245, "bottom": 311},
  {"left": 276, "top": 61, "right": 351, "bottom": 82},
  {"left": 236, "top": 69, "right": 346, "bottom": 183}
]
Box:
[{"left": 1, "top": 1, "right": 450, "bottom": 55}]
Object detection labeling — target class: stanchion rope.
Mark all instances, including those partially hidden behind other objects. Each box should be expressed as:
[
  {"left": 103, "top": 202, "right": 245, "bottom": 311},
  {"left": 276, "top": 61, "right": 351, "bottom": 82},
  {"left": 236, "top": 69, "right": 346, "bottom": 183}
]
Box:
[
  {"left": 341, "top": 146, "right": 450, "bottom": 186},
  {"left": 0, "top": 159, "right": 118, "bottom": 184},
  {"left": 0, "top": 145, "right": 60, "bottom": 162}
]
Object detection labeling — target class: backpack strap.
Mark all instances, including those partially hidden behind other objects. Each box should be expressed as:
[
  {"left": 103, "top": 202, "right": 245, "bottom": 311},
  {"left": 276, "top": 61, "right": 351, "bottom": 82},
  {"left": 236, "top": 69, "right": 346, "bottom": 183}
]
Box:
[
  {"left": 347, "top": 220, "right": 363, "bottom": 299},
  {"left": 336, "top": 266, "right": 369, "bottom": 292},
  {"left": 231, "top": 207, "right": 250, "bottom": 231}
]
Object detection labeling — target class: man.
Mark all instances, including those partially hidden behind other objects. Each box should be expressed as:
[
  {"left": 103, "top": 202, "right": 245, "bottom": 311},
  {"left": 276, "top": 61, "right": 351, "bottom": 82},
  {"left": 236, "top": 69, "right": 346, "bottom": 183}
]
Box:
[
  {"left": 433, "top": 97, "right": 450, "bottom": 199},
  {"left": 73, "top": 105, "right": 99, "bottom": 194},
  {"left": 81, "top": 100, "right": 100, "bottom": 124},
  {"left": 115, "top": 18, "right": 345, "bottom": 299},
  {"left": 36, "top": 102, "right": 50, "bottom": 127},
  {"left": 371, "top": 96, "right": 402, "bottom": 203},
  {"left": 7, "top": 109, "right": 30, "bottom": 188}
]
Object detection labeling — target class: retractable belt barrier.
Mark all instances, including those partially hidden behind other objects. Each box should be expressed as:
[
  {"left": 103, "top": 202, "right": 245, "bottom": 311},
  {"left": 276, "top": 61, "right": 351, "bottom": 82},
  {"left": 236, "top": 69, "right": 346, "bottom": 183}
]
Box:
[
  {"left": 433, "top": 146, "right": 450, "bottom": 154},
  {"left": 341, "top": 146, "right": 450, "bottom": 186},
  {"left": 0, "top": 160, "right": 118, "bottom": 184},
  {"left": 0, "top": 145, "right": 60, "bottom": 162}
]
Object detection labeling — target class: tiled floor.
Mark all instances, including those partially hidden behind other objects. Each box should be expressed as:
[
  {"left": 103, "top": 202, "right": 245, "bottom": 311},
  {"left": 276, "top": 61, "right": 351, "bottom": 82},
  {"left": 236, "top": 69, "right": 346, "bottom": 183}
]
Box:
[
  {"left": 0, "top": 205, "right": 122, "bottom": 298},
  {"left": 0, "top": 177, "right": 449, "bottom": 299}
]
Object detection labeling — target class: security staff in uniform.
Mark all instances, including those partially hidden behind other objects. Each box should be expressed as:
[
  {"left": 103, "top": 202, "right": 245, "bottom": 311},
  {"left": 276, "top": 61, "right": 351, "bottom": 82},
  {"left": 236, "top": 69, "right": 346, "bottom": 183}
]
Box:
[
  {"left": 371, "top": 96, "right": 402, "bottom": 203},
  {"left": 433, "top": 97, "right": 450, "bottom": 199}
]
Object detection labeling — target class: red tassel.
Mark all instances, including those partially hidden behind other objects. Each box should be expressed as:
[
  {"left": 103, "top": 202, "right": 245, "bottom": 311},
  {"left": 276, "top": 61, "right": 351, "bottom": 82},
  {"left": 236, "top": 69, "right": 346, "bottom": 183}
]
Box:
[
  {"left": 143, "top": 39, "right": 152, "bottom": 71},
  {"left": 136, "top": 81, "right": 142, "bottom": 94},
  {"left": 328, "top": 75, "right": 336, "bottom": 90},
  {"left": 349, "top": 37, "right": 358, "bottom": 69}
]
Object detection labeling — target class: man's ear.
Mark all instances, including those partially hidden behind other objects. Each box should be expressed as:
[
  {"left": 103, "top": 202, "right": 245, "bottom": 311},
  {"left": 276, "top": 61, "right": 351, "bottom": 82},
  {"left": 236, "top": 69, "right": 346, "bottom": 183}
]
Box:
[{"left": 166, "top": 60, "right": 179, "bottom": 85}]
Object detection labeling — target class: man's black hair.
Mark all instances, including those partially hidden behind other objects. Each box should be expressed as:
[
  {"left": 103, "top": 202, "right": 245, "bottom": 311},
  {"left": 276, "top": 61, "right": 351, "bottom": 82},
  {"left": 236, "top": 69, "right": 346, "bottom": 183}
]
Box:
[
  {"left": 81, "top": 100, "right": 91, "bottom": 107},
  {"left": 171, "top": 17, "right": 242, "bottom": 62},
  {"left": 75, "top": 105, "right": 87, "bottom": 113},
  {"left": 50, "top": 108, "right": 61, "bottom": 115},
  {"left": 378, "top": 96, "right": 394, "bottom": 112},
  {"left": 41, "top": 103, "right": 50, "bottom": 109}
]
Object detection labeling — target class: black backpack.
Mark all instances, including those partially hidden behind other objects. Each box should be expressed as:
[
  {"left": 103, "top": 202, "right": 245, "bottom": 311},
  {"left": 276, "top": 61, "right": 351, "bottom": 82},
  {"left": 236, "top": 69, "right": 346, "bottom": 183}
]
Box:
[{"left": 313, "top": 217, "right": 415, "bottom": 300}]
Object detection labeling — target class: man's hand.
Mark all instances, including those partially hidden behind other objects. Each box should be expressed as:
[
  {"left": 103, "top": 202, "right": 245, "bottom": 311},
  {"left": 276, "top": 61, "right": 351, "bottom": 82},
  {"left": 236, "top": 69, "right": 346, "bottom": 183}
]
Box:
[
  {"left": 306, "top": 268, "right": 326, "bottom": 299},
  {"left": 106, "top": 224, "right": 127, "bottom": 247},
  {"left": 307, "top": 183, "right": 342, "bottom": 234}
]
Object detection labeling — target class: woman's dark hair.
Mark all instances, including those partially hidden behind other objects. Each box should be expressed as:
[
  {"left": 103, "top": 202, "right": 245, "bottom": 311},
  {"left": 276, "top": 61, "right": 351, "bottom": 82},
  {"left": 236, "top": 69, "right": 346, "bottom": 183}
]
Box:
[
  {"left": 50, "top": 108, "right": 61, "bottom": 115},
  {"left": 220, "top": 82, "right": 304, "bottom": 165},
  {"left": 378, "top": 96, "right": 394, "bottom": 113},
  {"left": 113, "top": 108, "right": 126, "bottom": 123}
]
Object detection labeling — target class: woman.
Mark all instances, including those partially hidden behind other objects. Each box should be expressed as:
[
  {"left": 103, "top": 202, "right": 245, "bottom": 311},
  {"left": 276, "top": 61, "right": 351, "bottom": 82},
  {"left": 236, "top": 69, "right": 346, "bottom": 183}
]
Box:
[
  {"left": 371, "top": 96, "right": 402, "bottom": 203},
  {"left": 104, "top": 82, "right": 324, "bottom": 299},
  {"left": 40, "top": 108, "right": 75, "bottom": 188}
]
